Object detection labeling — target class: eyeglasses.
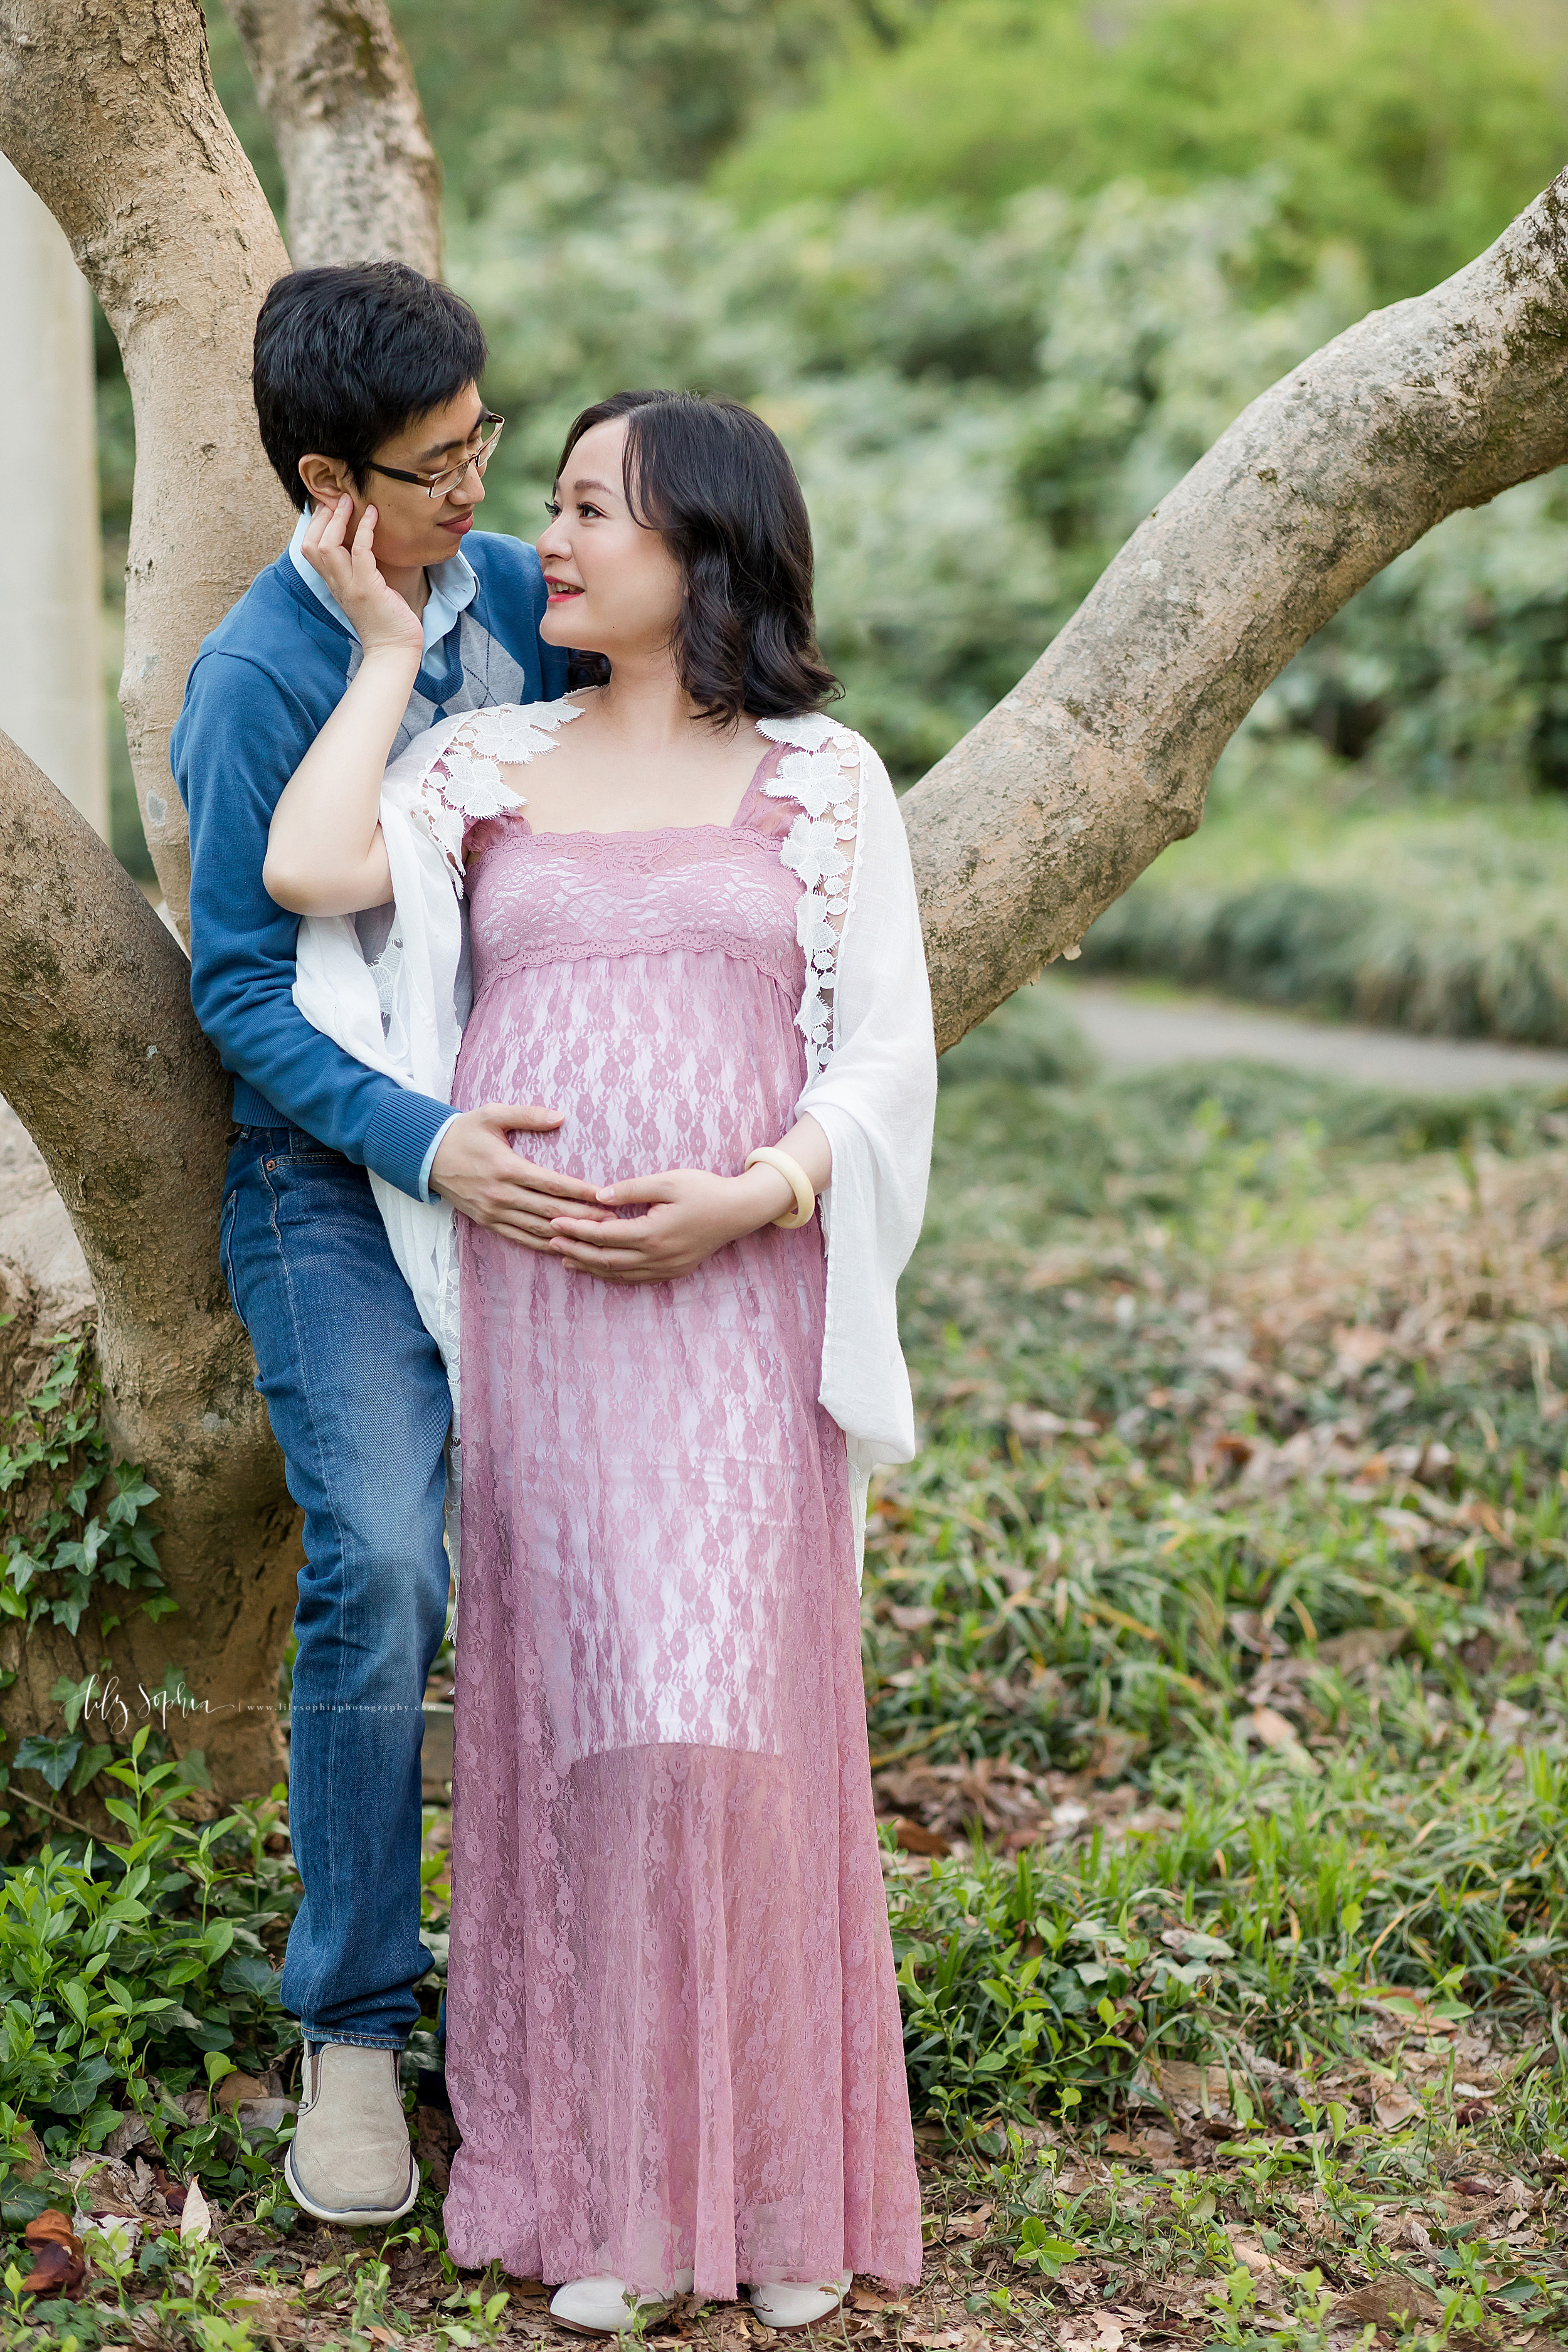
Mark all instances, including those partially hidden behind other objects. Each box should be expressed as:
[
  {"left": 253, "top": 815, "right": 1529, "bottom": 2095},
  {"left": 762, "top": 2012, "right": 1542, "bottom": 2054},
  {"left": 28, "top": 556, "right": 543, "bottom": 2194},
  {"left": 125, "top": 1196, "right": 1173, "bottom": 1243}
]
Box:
[{"left": 365, "top": 413, "right": 505, "bottom": 499}]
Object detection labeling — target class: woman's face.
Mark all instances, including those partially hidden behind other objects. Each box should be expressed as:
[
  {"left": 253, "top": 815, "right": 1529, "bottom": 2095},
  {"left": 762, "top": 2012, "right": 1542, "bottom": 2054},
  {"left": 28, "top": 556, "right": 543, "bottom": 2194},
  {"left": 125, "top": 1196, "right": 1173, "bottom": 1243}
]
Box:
[{"left": 536, "top": 416, "right": 684, "bottom": 660}]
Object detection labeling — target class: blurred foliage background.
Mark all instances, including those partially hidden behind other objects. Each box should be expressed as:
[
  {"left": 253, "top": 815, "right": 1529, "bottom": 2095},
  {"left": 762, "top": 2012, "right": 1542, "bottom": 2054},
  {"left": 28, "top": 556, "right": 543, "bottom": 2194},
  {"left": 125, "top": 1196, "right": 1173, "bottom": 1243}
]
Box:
[{"left": 102, "top": 2, "right": 1568, "bottom": 1041}]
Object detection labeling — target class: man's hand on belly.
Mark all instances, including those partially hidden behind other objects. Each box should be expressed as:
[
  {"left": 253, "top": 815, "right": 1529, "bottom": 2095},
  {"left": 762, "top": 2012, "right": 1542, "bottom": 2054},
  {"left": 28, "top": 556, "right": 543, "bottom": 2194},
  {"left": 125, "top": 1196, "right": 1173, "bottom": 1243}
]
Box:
[{"left": 430, "top": 1104, "right": 613, "bottom": 1242}]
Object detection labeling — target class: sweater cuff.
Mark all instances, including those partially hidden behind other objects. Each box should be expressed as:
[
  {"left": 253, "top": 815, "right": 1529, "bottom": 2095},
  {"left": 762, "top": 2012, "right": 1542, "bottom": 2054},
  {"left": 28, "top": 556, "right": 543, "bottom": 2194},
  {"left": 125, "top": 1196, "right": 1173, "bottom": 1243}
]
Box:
[
  {"left": 418, "top": 1114, "right": 462, "bottom": 1204},
  {"left": 363, "top": 1089, "right": 460, "bottom": 1203}
]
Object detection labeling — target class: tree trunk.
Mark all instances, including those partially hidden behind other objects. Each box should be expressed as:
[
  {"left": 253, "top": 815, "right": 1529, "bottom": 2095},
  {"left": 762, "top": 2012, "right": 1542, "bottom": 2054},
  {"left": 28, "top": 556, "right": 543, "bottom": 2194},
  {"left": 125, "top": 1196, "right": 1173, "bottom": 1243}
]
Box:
[
  {"left": 0, "top": 731, "right": 297, "bottom": 1797},
  {"left": 0, "top": 154, "right": 107, "bottom": 839},
  {"left": 226, "top": 0, "right": 443, "bottom": 277},
  {"left": 0, "top": 0, "right": 294, "bottom": 940},
  {"left": 904, "top": 172, "right": 1568, "bottom": 1049}
]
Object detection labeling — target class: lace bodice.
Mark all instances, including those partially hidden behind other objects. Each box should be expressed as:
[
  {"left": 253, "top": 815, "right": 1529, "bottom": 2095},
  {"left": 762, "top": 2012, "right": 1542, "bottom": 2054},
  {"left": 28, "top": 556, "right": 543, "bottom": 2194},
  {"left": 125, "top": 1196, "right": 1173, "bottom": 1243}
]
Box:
[
  {"left": 403, "top": 702, "right": 863, "bottom": 1083},
  {"left": 461, "top": 744, "right": 805, "bottom": 1009}
]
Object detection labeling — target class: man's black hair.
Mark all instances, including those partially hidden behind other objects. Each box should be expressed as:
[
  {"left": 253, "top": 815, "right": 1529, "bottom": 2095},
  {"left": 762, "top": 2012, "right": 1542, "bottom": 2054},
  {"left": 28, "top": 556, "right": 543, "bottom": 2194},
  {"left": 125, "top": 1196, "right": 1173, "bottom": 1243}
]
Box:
[{"left": 253, "top": 262, "right": 489, "bottom": 512}]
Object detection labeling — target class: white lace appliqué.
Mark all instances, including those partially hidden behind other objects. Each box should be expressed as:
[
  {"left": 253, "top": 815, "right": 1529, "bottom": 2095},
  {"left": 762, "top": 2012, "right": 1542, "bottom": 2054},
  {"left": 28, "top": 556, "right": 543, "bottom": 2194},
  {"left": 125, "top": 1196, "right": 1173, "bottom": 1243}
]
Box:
[
  {"left": 756, "top": 713, "right": 862, "bottom": 1081},
  {"left": 408, "top": 700, "right": 583, "bottom": 876}
]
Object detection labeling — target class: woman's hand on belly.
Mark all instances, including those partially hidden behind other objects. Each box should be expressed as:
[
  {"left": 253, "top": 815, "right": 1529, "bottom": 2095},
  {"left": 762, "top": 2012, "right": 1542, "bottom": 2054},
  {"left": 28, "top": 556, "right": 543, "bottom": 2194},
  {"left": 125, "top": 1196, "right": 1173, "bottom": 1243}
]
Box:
[
  {"left": 431, "top": 1103, "right": 615, "bottom": 1244},
  {"left": 547, "top": 1163, "right": 798, "bottom": 1283}
]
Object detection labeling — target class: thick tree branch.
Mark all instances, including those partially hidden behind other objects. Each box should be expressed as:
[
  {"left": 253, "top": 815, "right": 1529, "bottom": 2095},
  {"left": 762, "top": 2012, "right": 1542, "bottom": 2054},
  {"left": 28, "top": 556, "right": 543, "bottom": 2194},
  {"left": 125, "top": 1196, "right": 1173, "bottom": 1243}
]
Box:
[
  {"left": 0, "top": 731, "right": 233, "bottom": 1426},
  {"left": 0, "top": 0, "right": 294, "bottom": 936},
  {"left": 226, "top": 0, "right": 442, "bottom": 277},
  {"left": 903, "top": 169, "right": 1568, "bottom": 1049},
  {"left": 0, "top": 727, "right": 296, "bottom": 1786}
]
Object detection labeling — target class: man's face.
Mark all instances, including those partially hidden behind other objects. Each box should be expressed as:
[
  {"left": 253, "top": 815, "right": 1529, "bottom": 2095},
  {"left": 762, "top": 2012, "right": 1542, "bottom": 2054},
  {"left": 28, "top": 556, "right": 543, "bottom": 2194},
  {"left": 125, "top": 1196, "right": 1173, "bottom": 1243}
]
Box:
[{"left": 297, "top": 383, "right": 489, "bottom": 573}]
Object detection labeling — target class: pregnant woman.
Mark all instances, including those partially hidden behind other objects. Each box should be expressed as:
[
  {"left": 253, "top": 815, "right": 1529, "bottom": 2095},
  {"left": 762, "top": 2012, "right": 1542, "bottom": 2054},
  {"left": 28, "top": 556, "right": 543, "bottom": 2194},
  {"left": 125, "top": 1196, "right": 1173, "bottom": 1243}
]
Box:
[{"left": 265, "top": 389, "right": 934, "bottom": 2328}]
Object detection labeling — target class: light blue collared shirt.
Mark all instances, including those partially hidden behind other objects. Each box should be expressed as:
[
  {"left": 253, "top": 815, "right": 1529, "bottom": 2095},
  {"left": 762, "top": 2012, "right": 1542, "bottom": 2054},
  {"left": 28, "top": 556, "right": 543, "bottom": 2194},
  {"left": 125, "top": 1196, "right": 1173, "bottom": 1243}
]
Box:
[
  {"left": 288, "top": 506, "right": 479, "bottom": 653},
  {"left": 288, "top": 507, "right": 477, "bottom": 1199}
]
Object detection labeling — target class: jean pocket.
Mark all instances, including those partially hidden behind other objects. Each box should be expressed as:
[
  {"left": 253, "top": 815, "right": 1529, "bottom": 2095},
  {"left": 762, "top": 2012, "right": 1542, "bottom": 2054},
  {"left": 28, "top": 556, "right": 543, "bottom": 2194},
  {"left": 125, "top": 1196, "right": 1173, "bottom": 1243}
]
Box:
[{"left": 263, "top": 1151, "right": 370, "bottom": 1231}]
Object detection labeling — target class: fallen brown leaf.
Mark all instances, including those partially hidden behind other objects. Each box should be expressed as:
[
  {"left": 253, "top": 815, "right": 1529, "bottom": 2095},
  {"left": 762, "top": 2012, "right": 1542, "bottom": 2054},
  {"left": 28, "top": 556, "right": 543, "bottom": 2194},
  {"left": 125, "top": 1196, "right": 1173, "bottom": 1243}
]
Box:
[
  {"left": 1372, "top": 2085, "right": 1422, "bottom": 2129},
  {"left": 1226, "top": 2233, "right": 1299, "bottom": 2279},
  {"left": 21, "top": 2210, "right": 87, "bottom": 2299},
  {"left": 849, "top": 2284, "right": 901, "bottom": 2313},
  {"left": 415, "top": 2102, "right": 457, "bottom": 2193},
  {"left": 1316, "top": 1625, "right": 1407, "bottom": 1675},
  {"left": 1243, "top": 1705, "right": 1322, "bottom": 1773},
  {"left": 1332, "top": 1324, "right": 1392, "bottom": 1373},
  {"left": 216, "top": 2072, "right": 270, "bottom": 2112},
  {"left": 1104, "top": 2126, "right": 1177, "bottom": 2163},
  {"left": 892, "top": 1818, "right": 951, "bottom": 1857},
  {"left": 1131, "top": 2058, "right": 1232, "bottom": 2117},
  {"left": 1333, "top": 2278, "right": 1439, "bottom": 2328},
  {"left": 887, "top": 1604, "right": 937, "bottom": 1633}
]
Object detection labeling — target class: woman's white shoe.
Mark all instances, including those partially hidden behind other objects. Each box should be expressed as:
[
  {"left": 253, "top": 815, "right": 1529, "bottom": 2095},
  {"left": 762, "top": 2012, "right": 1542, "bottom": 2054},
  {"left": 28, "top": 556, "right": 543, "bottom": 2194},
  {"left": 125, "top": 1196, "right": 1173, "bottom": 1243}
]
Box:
[
  {"left": 748, "top": 2272, "right": 852, "bottom": 2331},
  {"left": 549, "top": 2272, "right": 693, "bottom": 2335}
]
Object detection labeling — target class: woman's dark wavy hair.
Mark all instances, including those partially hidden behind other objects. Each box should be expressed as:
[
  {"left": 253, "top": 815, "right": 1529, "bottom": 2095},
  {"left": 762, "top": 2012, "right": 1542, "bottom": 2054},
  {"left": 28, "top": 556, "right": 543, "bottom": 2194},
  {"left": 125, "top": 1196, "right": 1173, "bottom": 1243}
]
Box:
[{"left": 555, "top": 389, "right": 840, "bottom": 728}]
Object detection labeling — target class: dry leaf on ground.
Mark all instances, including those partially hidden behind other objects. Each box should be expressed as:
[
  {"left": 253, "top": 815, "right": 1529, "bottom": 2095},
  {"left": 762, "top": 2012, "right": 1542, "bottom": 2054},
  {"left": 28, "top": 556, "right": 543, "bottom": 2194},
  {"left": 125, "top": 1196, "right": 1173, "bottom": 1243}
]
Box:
[
  {"left": 1333, "top": 2277, "right": 1440, "bottom": 2328},
  {"left": 1130, "top": 2058, "right": 1233, "bottom": 2116},
  {"left": 1373, "top": 2084, "right": 1423, "bottom": 2128},
  {"left": 1104, "top": 2127, "right": 1177, "bottom": 2163},
  {"left": 179, "top": 2176, "right": 212, "bottom": 2242},
  {"left": 20, "top": 2209, "right": 87, "bottom": 2298},
  {"left": 1226, "top": 2233, "right": 1299, "bottom": 2279}
]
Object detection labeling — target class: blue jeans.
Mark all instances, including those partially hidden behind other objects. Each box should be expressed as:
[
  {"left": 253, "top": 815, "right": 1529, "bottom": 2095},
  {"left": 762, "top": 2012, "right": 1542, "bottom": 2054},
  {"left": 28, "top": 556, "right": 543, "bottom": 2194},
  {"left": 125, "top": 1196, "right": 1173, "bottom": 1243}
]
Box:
[{"left": 220, "top": 1123, "right": 451, "bottom": 2047}]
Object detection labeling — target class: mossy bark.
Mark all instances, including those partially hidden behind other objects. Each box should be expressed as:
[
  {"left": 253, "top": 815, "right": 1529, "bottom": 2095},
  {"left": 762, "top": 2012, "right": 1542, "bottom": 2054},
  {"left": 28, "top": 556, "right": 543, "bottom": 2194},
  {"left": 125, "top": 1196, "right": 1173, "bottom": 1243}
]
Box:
[
  {"left": 225, "top": 0, "right": 443, "bottom": 275},
  {"left": 0, "top": 734, "right": 297, "bottom": 1798}
]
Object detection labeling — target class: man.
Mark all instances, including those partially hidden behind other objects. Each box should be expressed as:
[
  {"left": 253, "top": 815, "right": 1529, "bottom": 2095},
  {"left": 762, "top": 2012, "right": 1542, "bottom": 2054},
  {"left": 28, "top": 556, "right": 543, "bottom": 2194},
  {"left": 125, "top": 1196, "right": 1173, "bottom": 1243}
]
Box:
[{"left": 172, "top": 262, "right": 568, "bottom": 2226}]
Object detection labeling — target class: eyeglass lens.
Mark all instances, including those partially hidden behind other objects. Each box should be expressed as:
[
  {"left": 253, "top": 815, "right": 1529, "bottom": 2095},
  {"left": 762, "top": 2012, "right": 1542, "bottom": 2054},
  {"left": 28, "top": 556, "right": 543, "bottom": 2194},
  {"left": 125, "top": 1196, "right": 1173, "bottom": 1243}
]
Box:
[{"left": 429, "top": 422, "right": 502, "bottom": 497}]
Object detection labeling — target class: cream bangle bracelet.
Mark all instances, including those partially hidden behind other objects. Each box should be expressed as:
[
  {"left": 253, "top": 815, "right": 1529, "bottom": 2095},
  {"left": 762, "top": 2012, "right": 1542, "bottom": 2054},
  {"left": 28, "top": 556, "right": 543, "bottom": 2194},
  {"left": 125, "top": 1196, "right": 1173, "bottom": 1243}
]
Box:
[{"left": 743, "top": 1146, "right": 816, "bottom": 1230}]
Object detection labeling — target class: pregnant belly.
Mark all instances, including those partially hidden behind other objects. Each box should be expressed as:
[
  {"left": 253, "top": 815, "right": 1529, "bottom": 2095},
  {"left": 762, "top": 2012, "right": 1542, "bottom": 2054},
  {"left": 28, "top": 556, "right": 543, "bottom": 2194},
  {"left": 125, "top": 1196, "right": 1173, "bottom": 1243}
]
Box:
[{"left": 453, "top": 948, "right": 807, "bottom": 1186}]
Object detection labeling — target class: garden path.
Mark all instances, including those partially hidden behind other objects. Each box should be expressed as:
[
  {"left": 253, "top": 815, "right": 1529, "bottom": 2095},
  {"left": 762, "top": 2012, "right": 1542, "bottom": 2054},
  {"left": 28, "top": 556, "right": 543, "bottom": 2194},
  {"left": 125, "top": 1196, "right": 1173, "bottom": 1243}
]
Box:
[{"left": 1059, "top": 978, "right": 1568, "bottom": 1094}]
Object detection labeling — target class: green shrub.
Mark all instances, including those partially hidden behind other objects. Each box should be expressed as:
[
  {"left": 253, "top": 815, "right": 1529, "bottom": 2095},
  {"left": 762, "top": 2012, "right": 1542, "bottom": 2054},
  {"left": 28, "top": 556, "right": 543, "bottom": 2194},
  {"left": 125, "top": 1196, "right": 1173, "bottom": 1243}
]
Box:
[
  {"left": 1081, "top": 755, "right": 1568, "bottom": 1041},
  {"left": 717, "top": 0, "right": 1568, "bottom": 309},
  {"left": 0, "top": 1734, "right": 299, "bottom": 2207}
]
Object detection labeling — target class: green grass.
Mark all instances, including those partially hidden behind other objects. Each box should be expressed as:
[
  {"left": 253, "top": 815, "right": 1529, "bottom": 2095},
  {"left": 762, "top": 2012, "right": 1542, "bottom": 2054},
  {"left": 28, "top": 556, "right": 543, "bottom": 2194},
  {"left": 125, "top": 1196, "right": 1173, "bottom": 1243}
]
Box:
[
  {"left": 5, "top": 1024, "right": 1568, "bottom": 2341},
  {"left": 1081, "top": 739, "right": 1568, "bottom": 1044}
]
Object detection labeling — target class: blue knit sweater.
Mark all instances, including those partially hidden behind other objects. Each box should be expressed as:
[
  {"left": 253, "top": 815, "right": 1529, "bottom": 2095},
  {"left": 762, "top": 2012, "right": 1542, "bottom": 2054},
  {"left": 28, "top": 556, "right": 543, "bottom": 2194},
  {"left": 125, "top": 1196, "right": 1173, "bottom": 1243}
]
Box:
[{"left": 172, "top": 534, "right": 568, "bottom": 1200}]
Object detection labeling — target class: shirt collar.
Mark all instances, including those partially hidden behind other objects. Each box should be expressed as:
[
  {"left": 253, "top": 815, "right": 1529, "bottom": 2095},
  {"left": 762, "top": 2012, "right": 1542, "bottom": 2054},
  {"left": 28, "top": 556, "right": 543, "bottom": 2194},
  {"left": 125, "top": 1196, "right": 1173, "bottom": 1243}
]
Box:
[{"left": 287, "top": 507, "right": 478, "bottom": 659}]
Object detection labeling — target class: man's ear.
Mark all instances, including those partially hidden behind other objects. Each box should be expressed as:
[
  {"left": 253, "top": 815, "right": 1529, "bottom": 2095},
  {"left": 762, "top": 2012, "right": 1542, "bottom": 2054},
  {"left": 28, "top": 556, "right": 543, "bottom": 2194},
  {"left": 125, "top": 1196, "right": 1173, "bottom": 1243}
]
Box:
[{"left": 298, "top": 452, "right": 355, "bottom": 511}]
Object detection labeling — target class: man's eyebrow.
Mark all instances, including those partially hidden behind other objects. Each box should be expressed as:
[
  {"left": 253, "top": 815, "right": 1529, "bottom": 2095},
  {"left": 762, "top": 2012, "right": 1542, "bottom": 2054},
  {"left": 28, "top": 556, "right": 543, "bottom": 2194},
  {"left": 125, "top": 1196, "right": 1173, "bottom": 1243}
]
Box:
[{"left": 410, "top": 409, "right": 486, "bottom": 462}]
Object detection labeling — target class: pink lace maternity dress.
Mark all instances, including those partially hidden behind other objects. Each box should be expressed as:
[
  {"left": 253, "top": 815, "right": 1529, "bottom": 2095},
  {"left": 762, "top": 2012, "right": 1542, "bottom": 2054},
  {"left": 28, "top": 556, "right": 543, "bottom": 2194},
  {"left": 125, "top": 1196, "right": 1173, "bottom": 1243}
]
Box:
[{"left": 441, "top": 740, "right": 922, "bottom": 2299}]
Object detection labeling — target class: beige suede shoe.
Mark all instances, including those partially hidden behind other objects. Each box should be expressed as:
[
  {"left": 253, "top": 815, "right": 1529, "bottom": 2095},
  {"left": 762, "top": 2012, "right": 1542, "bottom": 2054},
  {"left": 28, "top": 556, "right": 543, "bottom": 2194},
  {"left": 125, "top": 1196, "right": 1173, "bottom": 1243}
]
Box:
[{"left": 282, "top": 2042, "right": 418, "bottom": 2225}]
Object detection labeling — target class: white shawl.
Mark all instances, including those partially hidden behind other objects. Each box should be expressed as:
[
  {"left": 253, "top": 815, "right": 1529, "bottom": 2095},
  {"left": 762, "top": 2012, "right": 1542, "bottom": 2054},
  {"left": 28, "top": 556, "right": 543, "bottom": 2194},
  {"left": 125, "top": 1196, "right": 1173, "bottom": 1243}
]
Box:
[{"left": 293, "top": 701, "right": 936, "bottom": 1548}]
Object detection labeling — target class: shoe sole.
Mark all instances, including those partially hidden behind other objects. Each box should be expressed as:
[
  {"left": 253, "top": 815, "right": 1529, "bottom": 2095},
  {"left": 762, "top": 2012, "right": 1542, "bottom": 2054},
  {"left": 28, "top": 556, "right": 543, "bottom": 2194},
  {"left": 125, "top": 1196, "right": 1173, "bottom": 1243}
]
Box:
[{"left": 283, "top": 2141, "right": 420, "bottom": 2227}]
